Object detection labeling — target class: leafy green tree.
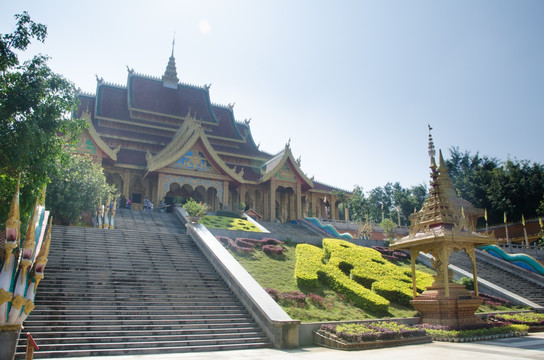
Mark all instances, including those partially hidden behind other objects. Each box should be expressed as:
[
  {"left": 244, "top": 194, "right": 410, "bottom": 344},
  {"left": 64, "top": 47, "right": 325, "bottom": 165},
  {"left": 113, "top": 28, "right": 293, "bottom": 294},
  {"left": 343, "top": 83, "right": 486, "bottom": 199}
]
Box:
[
  {"left": 46, "top": 150, "right": 114, "bottom": 225},
  {"left": 0, "top": 12, "right": 84, "bottom": 224},
  {"left": 487, "top": 159, "right": 544, "bottom": 224},
  {"left": 445, "top": 147, "right": 544, "bottom": 225},
  {"left": 379, "top": 218, "right": 397, "bottom": 240},
  {"left": 347, "top": 186, "right": 368, "bottom": 222},
  {"left": 365, "top": 182, "right": 427, "bottom": 226}
]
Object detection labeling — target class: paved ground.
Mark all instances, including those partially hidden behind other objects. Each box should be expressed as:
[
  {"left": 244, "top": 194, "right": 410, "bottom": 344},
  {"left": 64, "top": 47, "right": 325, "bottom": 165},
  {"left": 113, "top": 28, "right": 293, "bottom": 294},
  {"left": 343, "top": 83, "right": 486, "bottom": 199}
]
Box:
[{"left": 57, "top": 332, "right": 544, "bottom": 360}]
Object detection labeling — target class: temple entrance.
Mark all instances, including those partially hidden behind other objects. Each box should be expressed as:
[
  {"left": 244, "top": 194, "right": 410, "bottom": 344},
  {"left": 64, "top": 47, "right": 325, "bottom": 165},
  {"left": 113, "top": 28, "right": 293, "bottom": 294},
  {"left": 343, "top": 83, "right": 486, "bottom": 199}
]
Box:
[
  {"left": 275, "top": 186, "right": 294, "bottom": 222},
  {"left": 164, "top": 182, "right": 220, "bottom": 213}
]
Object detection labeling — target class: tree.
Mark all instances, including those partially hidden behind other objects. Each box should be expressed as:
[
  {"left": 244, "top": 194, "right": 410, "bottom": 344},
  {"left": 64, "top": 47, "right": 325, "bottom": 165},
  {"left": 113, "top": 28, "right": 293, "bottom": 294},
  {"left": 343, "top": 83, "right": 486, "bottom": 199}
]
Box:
[
  {"left": 347, "top": 185, "right": 368, "bottom": 222},
  {"left": 0, "top": 12, "right": 84, "bottom": 224},
  {"left": 379, "top": 218, "right": 397, "bottom": 241},
  {"left": 445, "top": 147, "right": 544, "bottom": 226},
  {"left": 365, "top": 182, "right": 427, "bottom": 226},
  {"left": 46, "top": 150, "right": 114, "bottom": 225}
]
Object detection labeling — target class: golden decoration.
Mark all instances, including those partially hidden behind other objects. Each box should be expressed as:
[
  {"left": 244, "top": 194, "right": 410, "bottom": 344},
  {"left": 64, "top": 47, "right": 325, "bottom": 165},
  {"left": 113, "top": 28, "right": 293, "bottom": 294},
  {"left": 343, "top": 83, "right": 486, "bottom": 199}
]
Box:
[
  {"left": 0, "top": 288, "right": 13, "bottom": 305},
  {"left": 23, "top": 299, "right": 35, "bottom": 315},
  {"left": 11, "top": 294, "right": 26, "bottom": 310}
]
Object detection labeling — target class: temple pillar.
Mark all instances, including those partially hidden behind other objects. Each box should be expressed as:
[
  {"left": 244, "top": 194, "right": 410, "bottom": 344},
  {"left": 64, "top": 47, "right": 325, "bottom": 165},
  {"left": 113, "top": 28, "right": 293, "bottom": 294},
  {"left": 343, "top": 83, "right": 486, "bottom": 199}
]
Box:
[
  {"left": 121, "top": 171, "right": 131, "bottom": 199},
  {"left": 157, "top": 173, "right": 165, "bottom": 201},
  {"left": 263, "top": 188, "right": 270, "bottom": 220},
  {"left": 296, "top": 183, "right": 302, "bottom": 219},
  {"left": 270, "top": 181, "right": 276, "bottom": 222},
  {"left": 331, "top": 194, "right": 337, "bottom": 220},
  {"left": 289, "top": 189, "right": 295, "bottom": 221},
  {"left": 222, "top": 181, "right": 229, "bottom": 210}
]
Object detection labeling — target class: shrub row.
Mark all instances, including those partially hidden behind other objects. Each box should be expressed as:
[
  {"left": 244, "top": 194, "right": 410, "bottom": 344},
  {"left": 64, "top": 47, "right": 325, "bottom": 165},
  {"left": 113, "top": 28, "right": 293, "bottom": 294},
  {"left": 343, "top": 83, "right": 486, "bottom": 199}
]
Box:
[
  {"left": 488, "top": 312, "right": 544, "bottom": 326},
  {"left": 215, "top": 210, "right": 243, "bottom": 218},
  {"left": 294, "top": 244, "right": 323, "bottom": 288},
  {"left": 295, "top": 239, "right": 435, "bottom": 313}
]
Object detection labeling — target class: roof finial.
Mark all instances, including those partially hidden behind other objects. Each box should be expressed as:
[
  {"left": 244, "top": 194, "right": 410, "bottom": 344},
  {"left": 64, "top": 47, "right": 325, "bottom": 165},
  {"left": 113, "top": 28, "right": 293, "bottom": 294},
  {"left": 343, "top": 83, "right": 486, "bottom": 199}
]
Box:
[
  {"left": 427, "top": 124, "right": 436, "bottom": 160},
  {"left": 162, "top": 36, "right": 179, "bottom": 89},
  {"left": 171, "top": 32, "right": 176, "bottom": 57}
]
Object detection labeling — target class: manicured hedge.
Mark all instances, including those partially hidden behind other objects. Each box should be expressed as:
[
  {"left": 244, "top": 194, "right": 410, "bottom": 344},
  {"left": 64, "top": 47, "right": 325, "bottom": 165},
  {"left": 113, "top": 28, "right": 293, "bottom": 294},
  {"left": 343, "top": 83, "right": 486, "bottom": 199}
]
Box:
[
  {"left": 294, "top": 244, "right": 323, "bottom": 288},
  {"left": 294, "top": 238, "right": 435, "bottom": 313}
]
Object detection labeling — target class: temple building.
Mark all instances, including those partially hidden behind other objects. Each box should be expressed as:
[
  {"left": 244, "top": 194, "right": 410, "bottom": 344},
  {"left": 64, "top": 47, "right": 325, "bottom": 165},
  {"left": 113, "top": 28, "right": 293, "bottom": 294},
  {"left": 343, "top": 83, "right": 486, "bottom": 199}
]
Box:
[{"left": 72, "top": 50, "right": 348, "bottom": 222}]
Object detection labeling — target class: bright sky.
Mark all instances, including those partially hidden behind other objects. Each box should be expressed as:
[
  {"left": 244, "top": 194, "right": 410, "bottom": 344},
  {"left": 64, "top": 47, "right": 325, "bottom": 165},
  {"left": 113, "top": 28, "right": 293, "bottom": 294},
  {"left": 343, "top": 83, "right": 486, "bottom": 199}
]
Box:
[{"left": 2, "top": 1, "right": 543, "bottom": 192}]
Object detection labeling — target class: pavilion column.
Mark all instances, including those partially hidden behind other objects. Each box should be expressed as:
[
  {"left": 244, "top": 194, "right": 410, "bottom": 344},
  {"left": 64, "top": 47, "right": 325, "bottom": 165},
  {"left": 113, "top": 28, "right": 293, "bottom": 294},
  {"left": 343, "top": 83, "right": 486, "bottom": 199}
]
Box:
[
  {"left": 345, "top": 207, "right": 350, "bottom": 221},
  {"left": 296, "top": 183, "right": 302, "bottom": 219},
  {"left": 442, "top": 246, "right": 451, "bottom": 297},
  {"left": 410, "top": 249, "right": 418, "bottom": 298},
  {"left": 222, "top": 181, "right": 229, "bottom": 210},
  {"left": 465, "top": 247, "right": 479, "bottom": 297}
]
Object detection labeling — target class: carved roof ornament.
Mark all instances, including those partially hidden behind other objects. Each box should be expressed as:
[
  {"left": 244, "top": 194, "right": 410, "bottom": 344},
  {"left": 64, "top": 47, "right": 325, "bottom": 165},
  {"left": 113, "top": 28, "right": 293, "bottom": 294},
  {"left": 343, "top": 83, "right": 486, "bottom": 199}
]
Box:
[
  {"left": 95, "top": 74, "right": 104, "bottom": 84},
  {"left": 162, "top": 35, "right": 179, "bottom": 89},
  {"left": 204, "top": 83, "right": 212, "bottom": 90},
  {"left": 80, "top": 109, "right": 118, "bottom": 161},
  {"left": 126, "top": 65, "right": 134, "bottom": 74},
  {"left": 228, "top": 103, "right": 235, "bottom": 109}
]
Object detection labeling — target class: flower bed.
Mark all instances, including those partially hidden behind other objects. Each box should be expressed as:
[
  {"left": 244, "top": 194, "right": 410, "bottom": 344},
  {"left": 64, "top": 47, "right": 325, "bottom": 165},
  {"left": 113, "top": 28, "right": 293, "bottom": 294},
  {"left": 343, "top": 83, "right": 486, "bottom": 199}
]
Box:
[
  {"left": 488, "top": 312, "right": 544, "bottom": 332},
  {"left": 418, "top": 322, "right": 529, "bottom": 342},
  {"left": 314, "top": 321, "right": 431, "bottom": 350},
  {"left": 215, "top": 235, "right": 284, "bottom": 256},
  {"left": 314, "top": 320, "right": 529, "bottom": 350}
]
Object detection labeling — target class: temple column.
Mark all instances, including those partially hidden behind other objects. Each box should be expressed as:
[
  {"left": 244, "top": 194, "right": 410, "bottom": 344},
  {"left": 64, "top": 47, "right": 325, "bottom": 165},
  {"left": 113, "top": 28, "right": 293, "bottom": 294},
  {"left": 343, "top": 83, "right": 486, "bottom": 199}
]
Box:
[
  {"left": 331, "top": 195, "right": 337, "bottom": 220},
  {"left": 345, "top": 207, "right": 350, "bottom": 221},
  {"left": 289, "top": 189, "right": 295, "bottom": 221},
  {"left": 263, "top": 188, "right": 270, "bottom": 220},
  {"left": 222, "top": 181, "right": 229, "bottom": 210},
  {"left": 157, "top": 173, "right": 165, "bottom": 201},
  {"left": 121, "top": 171, "right": 131, "bottom": 199},
  {"left": 270, "top": 181, "right": 276, "bottom": 222},
  {"left": 296, "top": 183, "right": 302, "bottom": 219}
]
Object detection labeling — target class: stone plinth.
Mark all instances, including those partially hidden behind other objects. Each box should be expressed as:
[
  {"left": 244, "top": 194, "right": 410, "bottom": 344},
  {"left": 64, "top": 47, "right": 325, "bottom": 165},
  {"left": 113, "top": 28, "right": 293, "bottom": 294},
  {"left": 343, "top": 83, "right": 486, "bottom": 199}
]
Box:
[{"left": 411, "top": 283, "right": 484, "bottom": 327}]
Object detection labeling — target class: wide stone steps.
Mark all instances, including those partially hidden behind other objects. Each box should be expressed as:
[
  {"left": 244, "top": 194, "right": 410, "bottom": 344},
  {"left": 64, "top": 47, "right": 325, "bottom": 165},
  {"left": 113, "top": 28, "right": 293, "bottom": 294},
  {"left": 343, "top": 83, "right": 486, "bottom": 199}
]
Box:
[
  {"left": 15, "top": 215, "right": 271, "bottom": 358},
  {"left": 449, "top": 251, "right": 544, "bottom": 306}
]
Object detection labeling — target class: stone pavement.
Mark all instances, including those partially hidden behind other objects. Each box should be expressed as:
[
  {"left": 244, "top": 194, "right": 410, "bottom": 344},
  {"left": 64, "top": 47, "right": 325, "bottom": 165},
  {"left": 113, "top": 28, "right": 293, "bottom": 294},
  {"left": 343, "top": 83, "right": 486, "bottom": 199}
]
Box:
[{"left": 57, "top": 332, "right": 544, "bottom": 360}]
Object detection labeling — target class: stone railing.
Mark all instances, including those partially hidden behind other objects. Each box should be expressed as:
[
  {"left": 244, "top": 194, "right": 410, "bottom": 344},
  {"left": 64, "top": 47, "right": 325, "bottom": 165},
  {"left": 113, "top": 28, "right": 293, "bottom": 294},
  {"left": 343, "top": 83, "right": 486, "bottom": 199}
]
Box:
[{"left": 175, "top": 208, "right": 300, "bottom": 348}]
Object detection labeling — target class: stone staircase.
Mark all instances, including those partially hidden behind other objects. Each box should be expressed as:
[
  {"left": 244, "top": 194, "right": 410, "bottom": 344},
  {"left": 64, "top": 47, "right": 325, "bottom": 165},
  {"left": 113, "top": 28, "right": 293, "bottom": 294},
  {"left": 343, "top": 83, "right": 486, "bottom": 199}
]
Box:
[
  {"left": 449, "top": 250, "right": 544, "bottom": 307},
  {"left": 15, "top": 211, "right": 270, "bottom": 358},
  {"left": 258, "top": 221, "right": 322, "bottom": 240}
]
